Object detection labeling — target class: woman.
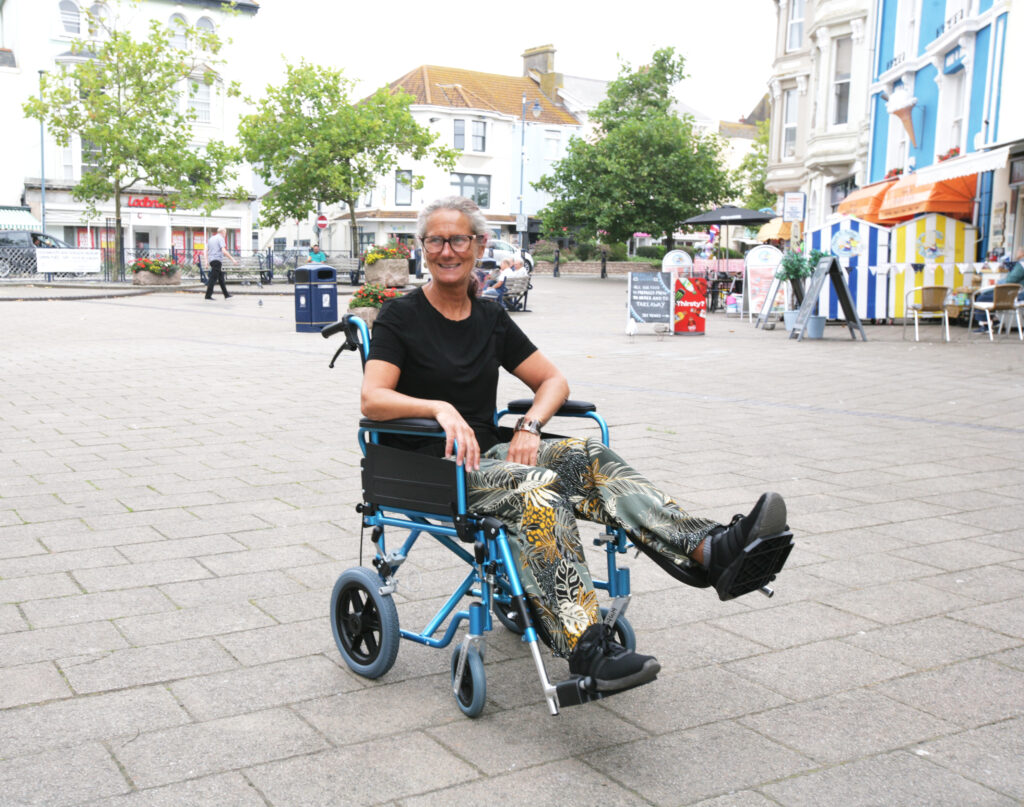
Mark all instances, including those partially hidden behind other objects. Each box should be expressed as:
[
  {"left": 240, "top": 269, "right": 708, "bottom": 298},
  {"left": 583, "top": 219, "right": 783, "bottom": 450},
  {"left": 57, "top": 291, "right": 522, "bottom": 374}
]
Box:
[{"left": 362, "top": 197, "right": 788, "bottom": 692}]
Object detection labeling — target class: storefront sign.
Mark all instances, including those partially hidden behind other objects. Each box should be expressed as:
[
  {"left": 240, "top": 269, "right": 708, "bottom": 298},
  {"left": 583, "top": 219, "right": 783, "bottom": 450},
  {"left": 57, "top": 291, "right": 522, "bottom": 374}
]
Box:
[
  {"left": 782, "top": 192, "right": 806, "bottom": 222},
  {"left": 36, "top": 248, "right": 102, "bottom": 274},
  {"left": 829, "top": 228, "right": 863, "bottom": 257},
  {"left": 943, "top": 46, "right": 964, "bottom": 73},
  {"left": 661, "top": 250, "right": 693, "bottom": 271},
  {"left": 128, "top": 196, "right": 174, "bottom": 210},
  {"left": 916, "top": 229, "right": 947, "bottom": 259}
]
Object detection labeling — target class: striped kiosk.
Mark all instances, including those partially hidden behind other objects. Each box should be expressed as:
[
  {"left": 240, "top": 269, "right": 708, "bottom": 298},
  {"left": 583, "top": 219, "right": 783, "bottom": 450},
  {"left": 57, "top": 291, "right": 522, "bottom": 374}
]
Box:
[
  {"left": 804, "top": 215, "right": 891, "bottom": 321},
  {"left": 889, "top": 214, "right": 978, "bottom": 319}
]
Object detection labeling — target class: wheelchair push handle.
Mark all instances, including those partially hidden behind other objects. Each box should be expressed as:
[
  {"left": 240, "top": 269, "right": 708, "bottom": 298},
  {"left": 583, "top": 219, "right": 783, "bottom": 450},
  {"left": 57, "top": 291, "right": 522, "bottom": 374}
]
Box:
[{"left": 322, "top": 315, "right": 371, "bottom": 368}]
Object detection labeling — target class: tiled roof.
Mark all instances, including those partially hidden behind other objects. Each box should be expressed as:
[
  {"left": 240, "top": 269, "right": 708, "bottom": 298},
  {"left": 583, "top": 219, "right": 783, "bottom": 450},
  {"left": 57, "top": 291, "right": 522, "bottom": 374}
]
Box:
[{"left": 389, "top": 66, "right": 580, "bottom": 126}]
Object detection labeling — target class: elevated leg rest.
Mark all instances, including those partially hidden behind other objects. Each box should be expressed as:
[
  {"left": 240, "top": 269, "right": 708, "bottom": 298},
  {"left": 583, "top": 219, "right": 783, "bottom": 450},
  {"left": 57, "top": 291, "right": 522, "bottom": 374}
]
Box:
[{"left": 712, "top": 529, "right": 794, "bottom": 601}]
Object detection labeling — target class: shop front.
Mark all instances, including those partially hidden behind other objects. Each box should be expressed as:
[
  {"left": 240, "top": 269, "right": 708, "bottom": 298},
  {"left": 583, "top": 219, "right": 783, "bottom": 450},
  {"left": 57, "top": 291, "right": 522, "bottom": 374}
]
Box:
[{"left": 804, "top": 215, "right": 891, "bottom": 321}]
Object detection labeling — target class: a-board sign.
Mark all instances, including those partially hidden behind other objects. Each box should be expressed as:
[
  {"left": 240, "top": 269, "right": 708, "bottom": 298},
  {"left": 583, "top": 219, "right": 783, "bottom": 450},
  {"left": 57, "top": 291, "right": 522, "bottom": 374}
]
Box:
[
  {"left": 789, "top": 256, "right": 867, "bottom": 341},
  {"left": 662, "top": 250, "right": 693, "bottom": 271},
  {"left": 35, "top": 248, "right": 102, "bottom": 274},
  {"left": 754, "top": 275, "right": 786, "bottom": 329},
  {"left": 744, "top": 245, "right": 783, "bottom": 321},
  {"left": 627, "top": 272, "right": 673, "bottom": 324}
]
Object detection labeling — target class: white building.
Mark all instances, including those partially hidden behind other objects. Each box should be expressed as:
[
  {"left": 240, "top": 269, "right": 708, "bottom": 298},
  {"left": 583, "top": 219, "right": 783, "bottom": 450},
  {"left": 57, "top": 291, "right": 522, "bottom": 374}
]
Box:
[
  {"left": 0, "top": 0, "right": 257, "bottom": 255},
  {"left": 766, "top": 0, "right": 874, "bottom": 233}
]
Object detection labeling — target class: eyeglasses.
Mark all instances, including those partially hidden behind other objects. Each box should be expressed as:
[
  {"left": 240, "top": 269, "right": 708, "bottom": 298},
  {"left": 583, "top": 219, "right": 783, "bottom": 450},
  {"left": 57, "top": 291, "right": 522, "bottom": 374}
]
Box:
[{"left": 422, "top": 235, "right": 478, "bottom": 254}]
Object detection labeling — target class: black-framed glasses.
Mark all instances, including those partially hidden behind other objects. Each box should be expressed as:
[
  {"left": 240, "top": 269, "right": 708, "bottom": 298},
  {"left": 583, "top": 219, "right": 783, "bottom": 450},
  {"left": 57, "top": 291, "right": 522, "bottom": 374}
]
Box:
[{"left": 422, "top": 235, "right": 478, "bottom": 254}]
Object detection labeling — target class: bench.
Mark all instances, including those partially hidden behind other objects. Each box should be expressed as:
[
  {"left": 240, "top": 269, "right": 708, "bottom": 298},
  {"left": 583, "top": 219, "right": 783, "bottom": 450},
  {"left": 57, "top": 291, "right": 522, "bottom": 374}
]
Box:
[
  {"left": 199, "top": 257, "right": 273, "bottom": 286},
  {"left": 503, "top": 272, "right": 532, "bottom": 312}
]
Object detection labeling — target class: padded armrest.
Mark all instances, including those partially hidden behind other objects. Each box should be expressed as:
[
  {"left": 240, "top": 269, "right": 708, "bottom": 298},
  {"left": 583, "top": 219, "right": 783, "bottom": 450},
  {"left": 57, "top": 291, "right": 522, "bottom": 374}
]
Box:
[
  {"left": 505, "top": 398, "right": 597, "bottom": 415},
  {"left": 359, "top": 417, "right": 444, "bottom": 434}
]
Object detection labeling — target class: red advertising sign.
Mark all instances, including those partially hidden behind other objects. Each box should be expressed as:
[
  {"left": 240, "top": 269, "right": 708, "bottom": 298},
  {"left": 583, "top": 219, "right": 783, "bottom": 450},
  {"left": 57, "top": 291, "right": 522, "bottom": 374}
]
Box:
[{"left": 674, "top": 276, "right": 707, "bottom": 334}]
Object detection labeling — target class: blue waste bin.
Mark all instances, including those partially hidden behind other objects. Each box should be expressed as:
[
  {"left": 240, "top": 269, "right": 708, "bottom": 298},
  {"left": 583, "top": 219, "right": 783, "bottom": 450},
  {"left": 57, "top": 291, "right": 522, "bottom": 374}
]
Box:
[
  {"left": 294, "top": 268, "right": 313, "bottom": 332},
  {"left": 309, "top": 266, "right": 338, "bottom": 331}
]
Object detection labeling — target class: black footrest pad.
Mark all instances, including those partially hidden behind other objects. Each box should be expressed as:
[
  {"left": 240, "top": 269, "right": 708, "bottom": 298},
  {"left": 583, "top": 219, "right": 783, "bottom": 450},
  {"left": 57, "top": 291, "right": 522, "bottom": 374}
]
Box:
[
  {"left": 715, "top": 531, "right": 794, "bottom": 601},
  {"left": 554, "top": 673, "right": 658, "bottom": 709}
]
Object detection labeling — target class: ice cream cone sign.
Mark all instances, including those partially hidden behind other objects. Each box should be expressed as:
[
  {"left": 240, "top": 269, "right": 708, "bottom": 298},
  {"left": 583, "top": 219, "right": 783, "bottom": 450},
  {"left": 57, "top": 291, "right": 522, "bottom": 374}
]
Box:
[{"left": 887, "top": 88, "right": 918, "bottom": 148}]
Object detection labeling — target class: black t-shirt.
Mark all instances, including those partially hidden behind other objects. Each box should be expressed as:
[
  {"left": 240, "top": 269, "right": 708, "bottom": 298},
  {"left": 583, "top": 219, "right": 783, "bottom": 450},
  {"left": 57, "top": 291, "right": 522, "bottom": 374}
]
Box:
[{"left": 367, "top": 288, "right": 537, "bottom": 454}]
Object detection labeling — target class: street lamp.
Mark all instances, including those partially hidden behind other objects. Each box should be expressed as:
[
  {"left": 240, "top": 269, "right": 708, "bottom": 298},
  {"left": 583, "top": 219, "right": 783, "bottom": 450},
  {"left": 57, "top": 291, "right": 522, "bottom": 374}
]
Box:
[
  {"left": 518, "top": 94, "right": 542, "bottom": 250},
  {"left": 39, "top": 70, "right": 46, "bottom": 231}
]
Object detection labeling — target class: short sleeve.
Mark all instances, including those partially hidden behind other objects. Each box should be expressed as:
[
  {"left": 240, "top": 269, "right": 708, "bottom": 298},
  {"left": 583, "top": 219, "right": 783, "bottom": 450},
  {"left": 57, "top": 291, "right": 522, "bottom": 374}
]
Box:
[{"left": 366, "top": 301, "right": 406, "bottom": 368}]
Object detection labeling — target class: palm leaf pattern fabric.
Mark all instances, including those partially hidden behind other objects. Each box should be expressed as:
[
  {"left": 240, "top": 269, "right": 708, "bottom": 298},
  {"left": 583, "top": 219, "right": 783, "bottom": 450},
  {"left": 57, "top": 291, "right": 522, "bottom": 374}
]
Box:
[{"left": 469, "top": 437, "right": 720, "bottom": 656}]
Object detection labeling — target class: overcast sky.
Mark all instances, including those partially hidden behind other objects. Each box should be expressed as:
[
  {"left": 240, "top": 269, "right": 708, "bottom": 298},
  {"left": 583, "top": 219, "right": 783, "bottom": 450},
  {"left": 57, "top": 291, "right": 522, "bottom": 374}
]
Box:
[{"left": 239, "top": 1, "right": 777, "bottom": 123}]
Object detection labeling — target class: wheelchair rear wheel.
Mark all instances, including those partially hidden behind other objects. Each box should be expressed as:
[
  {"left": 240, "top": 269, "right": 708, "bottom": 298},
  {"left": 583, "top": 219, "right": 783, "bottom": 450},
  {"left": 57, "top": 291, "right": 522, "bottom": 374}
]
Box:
[
  {"left": 450, "top": 644, "right": 486, "bottom": 717},
  {"left": 331, "top": 567, "right": 400, "bottom": 678}
]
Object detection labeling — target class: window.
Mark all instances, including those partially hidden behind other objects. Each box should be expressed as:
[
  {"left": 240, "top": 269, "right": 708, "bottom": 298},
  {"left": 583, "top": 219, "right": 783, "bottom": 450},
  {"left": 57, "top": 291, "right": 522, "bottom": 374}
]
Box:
[
  {"left": 358, "top": 230, "right": 375, "bottom": 251},
  {"left": 189, "top": 79, "right": 211, "bottom": 124},
  {"left": 544, "top": 130, "right": 560, "bottom": 160},
  {"left": 945, "top": 69, "right": 966, "bottom": 153},
  {"left": 59, "top": 1, "right": 80, "bottom": 33},
  {"left": 196, "top": 16, "right": 215, "bottom": 49},
  {"left": 168, "top": 14, "right": 187, "bottom": 49},
  {"left": 359, "top": 188, "right": 373, "bottom": 208},
  {"left": 81, "top": 137, "right": 101, "bottom": 176},
  {"left": 782, "top": 88, "right": 798, "bottom": 158},
  {"left": 273, "top": 237, "right": 286, "bottom": 252},
  {"left": 787, "top": 0, "right": 804, "bottom": 51},
  {"left": 395, "top": 170, "right": 413, "bottom": 206},
  {"left": 829, "top": 176, "right": 857, "bottom": 212},
  {"left": 454, "top": 119, "right": 465, "bottom": 150},
  {"left": 87, "top": 3, "right": 108, "bottom": 37},
  {"left": 471, "top": 120, "right": 486, "bottom": 151},
  {"left": 450, "top": 173, "right": 490, "bottom": 207},
  {"left": 62, "top": 146, "right": 74, "bottom": 180},
  {"left": 832, "top": 36, "right": 852, "bottom": 126}
]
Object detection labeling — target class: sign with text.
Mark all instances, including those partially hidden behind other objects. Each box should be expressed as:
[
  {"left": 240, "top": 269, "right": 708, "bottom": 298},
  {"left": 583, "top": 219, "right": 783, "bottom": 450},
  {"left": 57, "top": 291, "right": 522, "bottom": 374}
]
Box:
[
  {"left": 782, "top": 192, "right": 806, "bottom": 222},
  {"left": 744, "top": 244, "right": 783, "bottom": 321},
  {"left": 627, "top": 272, "right": 673, "bottom": 325},
  {"left": 35, "top": 248, "right": 102, "bottom": 274},
  {"left": 674, "top": 276, "right": 707, "bottom": 334},
  {"left": 662, "top": 250, "right": 693, "bottom": 271}
]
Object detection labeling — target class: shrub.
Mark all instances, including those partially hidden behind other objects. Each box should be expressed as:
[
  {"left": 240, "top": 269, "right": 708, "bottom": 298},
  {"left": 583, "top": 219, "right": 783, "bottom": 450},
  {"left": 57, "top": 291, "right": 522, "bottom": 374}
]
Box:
[
  {"left": 529, "top": 239, "right": 557, "bottom": 261},
  {"left": 636, "top": 245, "right": 667, "bottom": 259},
  {"left": 574, "top": 241, "right": 598, "bottom": 261},
  {"left": 130, "top": 256, "right": 178, "bottom": 276},
  {"left": 349, "top": 283, "right": 401, "bottom": 309},
  {"left": 606, "top": 242, "right": 628, "bottom": 262},
  {"left": 361, "top": 241, "right": 411, "bottom": 266}
]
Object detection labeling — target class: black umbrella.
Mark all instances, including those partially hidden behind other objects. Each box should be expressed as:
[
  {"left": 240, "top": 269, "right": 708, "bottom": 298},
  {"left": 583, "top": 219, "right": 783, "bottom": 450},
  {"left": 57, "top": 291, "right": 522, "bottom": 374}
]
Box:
[{"left": 682, "top": 205, "right": 775, "bottom": 225}]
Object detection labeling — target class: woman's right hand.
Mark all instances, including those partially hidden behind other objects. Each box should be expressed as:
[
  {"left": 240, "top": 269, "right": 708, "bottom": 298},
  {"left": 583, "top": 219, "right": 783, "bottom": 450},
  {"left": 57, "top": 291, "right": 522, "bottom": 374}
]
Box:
[{"left": 434, "top": 403, "right": 480, "bottom": 471}]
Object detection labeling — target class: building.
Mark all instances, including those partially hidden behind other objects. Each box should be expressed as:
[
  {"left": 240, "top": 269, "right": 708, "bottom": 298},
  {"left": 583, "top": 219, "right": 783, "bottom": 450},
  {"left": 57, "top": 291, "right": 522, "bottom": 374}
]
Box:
[
  {"left": 866, "top": 0, "right": 1021, "bottom": 259},
  {"left": 766, "top": 0, "right": 875, "bottom": 233},
  {"left": 0, "top": 0, "right": 257, "bottom": 255}
]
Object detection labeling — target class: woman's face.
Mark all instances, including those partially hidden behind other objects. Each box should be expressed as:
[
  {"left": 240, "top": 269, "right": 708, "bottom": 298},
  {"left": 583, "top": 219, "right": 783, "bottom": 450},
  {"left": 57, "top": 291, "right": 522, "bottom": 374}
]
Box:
[{"left": 421, "top": 209, "right": 485, "bottom": 289}]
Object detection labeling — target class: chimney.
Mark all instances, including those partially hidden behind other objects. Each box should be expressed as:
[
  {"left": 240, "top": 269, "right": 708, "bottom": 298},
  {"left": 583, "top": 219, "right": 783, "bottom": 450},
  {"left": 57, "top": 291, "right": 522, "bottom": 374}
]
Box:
[{"left": 522, "top": 45, "right": 555, "bottom": 77}]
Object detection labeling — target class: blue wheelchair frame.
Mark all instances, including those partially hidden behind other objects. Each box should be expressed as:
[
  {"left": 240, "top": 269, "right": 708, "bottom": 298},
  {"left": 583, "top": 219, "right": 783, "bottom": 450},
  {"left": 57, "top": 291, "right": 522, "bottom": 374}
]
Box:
[{"left": 326, "top": 315, "right": 640, "bottom": 716}]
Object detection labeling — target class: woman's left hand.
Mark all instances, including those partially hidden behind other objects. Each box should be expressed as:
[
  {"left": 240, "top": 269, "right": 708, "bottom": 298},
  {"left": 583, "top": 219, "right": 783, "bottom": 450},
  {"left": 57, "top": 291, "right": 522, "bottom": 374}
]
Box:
[{"left": 506, "top": 430, "right": 541, "bottom": 467}]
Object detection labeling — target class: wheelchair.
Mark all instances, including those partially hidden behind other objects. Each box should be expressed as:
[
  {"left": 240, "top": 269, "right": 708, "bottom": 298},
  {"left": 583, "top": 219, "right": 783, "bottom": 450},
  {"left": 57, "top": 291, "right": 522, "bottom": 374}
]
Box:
[{"left": 322, "top": 315, "right": 793, "bottom": 717}]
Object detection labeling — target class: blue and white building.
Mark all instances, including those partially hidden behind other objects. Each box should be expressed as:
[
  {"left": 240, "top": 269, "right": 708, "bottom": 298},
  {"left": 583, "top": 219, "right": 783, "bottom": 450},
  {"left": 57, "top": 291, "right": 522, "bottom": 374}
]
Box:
[{"left": 867, "top": 0, "right": 1024, "bottom": 258}]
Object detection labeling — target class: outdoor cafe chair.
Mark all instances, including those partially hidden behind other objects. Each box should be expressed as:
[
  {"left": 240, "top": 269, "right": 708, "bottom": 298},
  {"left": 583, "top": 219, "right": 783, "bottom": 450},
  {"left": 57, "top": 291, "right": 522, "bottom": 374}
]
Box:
[
  {"left": 969, "top": 283, "right": 1023, "bottom": 341},
  {"left": 903, "top": 285, "right": 950, "bottom": 342}
]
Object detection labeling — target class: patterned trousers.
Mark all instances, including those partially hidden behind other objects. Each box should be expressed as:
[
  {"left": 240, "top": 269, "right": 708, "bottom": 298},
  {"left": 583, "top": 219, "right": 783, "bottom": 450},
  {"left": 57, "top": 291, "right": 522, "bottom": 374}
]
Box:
[{"left": 468, "top": 437, "right": 719, "bottom": 656}]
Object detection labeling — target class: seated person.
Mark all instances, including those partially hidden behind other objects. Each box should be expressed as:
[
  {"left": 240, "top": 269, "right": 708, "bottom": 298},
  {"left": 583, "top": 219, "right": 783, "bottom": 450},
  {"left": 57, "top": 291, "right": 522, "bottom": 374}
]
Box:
[
  {"left": 971, "top": 249, "right": 1024, "bottom": 330},
  {"left": 308, "top": 244, "right": 327, "bottom": 263},
  {"left": 481, "top": 259, "right": 513, "bottom": 307},
  {"left": 362, "top": 196, "right": 790, "bottom": 692}
]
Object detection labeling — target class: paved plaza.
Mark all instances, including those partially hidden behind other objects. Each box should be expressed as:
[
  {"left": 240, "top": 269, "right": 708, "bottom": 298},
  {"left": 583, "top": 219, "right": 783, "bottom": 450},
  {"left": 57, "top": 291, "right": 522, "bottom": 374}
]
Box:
[{"left": 1, "top": 274, "right": 1022, "bottom": 806}]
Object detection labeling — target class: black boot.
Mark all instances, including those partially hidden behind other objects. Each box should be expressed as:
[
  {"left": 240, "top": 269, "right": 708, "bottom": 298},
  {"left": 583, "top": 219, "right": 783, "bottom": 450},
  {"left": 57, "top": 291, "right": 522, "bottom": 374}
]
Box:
[
  {"left": 568, "top": 622, "right": 660, "bottom": 692},
  {"left": 705, "top": 492, "right": 789, "bottom": 599}
]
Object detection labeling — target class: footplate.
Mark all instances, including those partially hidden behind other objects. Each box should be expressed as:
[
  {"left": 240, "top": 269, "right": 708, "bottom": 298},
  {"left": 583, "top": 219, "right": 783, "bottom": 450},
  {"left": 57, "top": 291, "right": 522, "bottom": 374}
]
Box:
[
  {"left": 554, "top": 673, "right": 657, "bottom": 709},
  {"left": 714, "top": 530, "right": 794, "bottom": 601}
]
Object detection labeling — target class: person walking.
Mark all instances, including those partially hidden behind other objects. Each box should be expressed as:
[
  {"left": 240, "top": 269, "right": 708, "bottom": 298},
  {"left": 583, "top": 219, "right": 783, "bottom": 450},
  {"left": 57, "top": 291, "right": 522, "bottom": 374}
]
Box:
[{"left": 204, "top": 227, "right": 237, "bottom": 300}]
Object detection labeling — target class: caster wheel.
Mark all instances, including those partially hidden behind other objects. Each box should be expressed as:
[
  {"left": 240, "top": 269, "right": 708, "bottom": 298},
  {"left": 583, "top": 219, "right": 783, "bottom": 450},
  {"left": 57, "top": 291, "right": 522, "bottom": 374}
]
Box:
[
  {"left": 600, "top": 606, "right": 636, "bottom": 652},
  {"left": 330, "top": 567, "right": 399, "bottom": 678},
  {"left": 450, "top": 644, "right": 486, "bottom": 717}
]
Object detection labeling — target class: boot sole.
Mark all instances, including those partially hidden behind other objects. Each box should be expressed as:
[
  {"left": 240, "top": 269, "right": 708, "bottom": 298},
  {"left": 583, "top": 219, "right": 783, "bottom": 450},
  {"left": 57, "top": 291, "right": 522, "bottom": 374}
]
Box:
[
  {"left": 592, "top": 658, "right": 661, "bottom": 692},
  {"left": 713, "top": 530, "right": 794, "bottom": 601}
]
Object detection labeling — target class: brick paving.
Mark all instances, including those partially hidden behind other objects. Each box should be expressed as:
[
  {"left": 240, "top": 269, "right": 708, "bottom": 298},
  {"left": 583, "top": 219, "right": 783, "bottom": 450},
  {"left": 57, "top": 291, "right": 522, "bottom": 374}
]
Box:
[{"left": 1, "top": 276, "right": 1022, "bottom": 806}]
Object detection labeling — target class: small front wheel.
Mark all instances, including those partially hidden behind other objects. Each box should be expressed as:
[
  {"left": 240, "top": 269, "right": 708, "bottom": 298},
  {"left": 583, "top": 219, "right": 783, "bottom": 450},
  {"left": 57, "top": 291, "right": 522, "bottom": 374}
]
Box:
[
  {"left": 331, "top": 567, "right": 399, "bottom": 678},
  {"left": 450, "top": 644, "right": 486, "bottom": 717},
  {"left": 600, "top": 606, "right": 636, "bottom": 652}
]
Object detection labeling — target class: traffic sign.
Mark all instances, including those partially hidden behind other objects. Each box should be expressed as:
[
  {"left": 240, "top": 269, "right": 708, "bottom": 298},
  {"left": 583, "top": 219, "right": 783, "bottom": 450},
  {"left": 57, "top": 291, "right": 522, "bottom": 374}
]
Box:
[{"left": 316, "top": 214, "right": 328, "bottom": 230}]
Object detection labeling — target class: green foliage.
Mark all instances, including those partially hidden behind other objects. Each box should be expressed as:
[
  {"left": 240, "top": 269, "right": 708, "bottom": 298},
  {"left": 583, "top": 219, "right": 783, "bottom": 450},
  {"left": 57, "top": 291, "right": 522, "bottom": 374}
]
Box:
[
  {"left": 776, "top": 248, "right": 827, "bottom": 281},
  {"left": 636, "top": 245, "right": 667, "bottom": 259},
  {"left": 22, "top": 1, "right": 245, "bottom": 265},
  {"left": 732, "top": 119, "right": 775, "bottom": 212},
  {"left": 606, "top": 242, "right": 629, "bottom": 262},
  {"left": 362, "top": 241, "right": 411, "bottom": 265},
  {"left": 529, "top": 239, "right": 558, "bottom": 261},
  {"left": 129, "top": 256, "right": 177, "bottom": 276},
  {"left": 535, "top": 47, "right": 733, "bottom": 246},
  {"left": 574, "top": 241, "right": 598, "bottom": 261},
  {"left": 238, "top": 61, "right": 457, "bottom": 249}
]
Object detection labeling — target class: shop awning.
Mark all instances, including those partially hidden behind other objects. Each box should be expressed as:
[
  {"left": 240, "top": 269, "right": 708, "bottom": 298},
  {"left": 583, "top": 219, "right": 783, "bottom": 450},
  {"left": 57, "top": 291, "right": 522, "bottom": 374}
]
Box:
[
  {"left": 756, "top": 217, "right": 792, "bottom": 241},
  {"left": 0, "top": 206, "right": 42, "bottom": 230},
  {"left": 876, "top": 174, "right": 976, "bottom": 223},
  {"left": 914, "top": 146, "right": 1010, "bottom": 183},
  {"left": 837, "top": 179, "right": 897, "bottom": 223}
]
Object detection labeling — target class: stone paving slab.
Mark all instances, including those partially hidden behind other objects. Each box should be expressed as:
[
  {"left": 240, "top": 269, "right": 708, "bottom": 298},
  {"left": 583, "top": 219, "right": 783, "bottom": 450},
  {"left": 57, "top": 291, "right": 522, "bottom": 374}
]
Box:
[{"left": 1, "top": 276, "right": 1023, "bottom": 805}]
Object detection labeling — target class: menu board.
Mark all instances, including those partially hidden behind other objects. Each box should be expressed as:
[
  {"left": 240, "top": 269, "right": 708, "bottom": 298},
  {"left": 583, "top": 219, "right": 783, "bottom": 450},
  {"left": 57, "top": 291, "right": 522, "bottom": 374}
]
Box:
[
  {"left": 744, "top": 244, "right": 783, "bottom": 321},
  {"left": 627, "top": 272, "right": 673, "bottom": 324}
]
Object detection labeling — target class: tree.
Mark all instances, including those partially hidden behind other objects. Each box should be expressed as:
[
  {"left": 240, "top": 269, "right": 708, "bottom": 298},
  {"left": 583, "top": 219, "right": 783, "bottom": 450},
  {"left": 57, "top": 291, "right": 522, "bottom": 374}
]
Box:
[
  {"left": 23, "top": 1, "right": 246, "bottom": 269},
  {"left": 238, "top": 61, "right": 457, "bottom": 255},
  {"left": 733, "top": 120, "right": 776, "bottom": 212},
  {"left": 535, "top": 47, "right": 733, "bottom": 249}
]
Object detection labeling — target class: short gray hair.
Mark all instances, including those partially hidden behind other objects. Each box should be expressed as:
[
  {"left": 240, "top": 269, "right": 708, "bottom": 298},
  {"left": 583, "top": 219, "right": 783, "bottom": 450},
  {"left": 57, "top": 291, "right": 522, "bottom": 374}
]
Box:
[{"left": 416, "top": 196, "right": 489, "bottom": 242}]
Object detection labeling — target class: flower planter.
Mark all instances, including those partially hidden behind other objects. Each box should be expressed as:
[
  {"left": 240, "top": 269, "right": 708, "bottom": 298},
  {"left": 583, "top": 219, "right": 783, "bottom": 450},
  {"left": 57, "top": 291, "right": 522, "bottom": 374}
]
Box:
[
  {"left": 347, "top": 306, "right": 379, "bottom": 326},
  {"left": 132, "top": 269, "right": 181, "bottom": 286},
  {"left": 364, "top": 258, "right": 409, "bottom": 288}
]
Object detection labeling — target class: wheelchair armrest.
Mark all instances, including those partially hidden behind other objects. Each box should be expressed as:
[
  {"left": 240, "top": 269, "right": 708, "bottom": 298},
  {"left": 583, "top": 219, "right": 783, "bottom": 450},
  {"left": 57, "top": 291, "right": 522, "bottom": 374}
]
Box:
[
  {"left": 505, "top": 398, "right": 597, "bottom": 415},
  {"left": 359, "top": 417, "right": 444, "bottom": 434}
]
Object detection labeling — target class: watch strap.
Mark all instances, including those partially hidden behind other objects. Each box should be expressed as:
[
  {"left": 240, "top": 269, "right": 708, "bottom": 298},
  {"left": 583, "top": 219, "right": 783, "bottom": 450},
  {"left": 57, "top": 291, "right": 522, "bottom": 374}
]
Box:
[{"left": 514, "top": 416, "right": 543, "bottom": 436}]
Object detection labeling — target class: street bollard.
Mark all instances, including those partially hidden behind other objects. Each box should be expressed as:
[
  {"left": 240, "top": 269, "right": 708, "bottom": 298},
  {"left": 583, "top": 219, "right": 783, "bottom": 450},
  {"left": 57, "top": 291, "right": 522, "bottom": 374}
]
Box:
[
  {"left": 600, "top": 251, "right": 607, "bottom": 279},
  {"left": 553, "top": 248, "right": 560, "bottom": 278}
]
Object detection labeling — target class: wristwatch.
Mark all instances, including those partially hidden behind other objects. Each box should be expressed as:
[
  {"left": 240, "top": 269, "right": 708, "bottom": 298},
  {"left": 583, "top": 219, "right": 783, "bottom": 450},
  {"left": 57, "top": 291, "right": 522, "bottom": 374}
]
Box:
[{"left": 514, "top": 416, "right": 543, "bottom": 437}]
